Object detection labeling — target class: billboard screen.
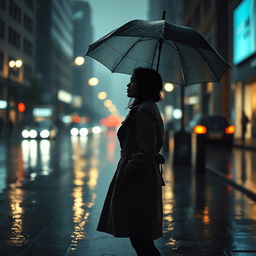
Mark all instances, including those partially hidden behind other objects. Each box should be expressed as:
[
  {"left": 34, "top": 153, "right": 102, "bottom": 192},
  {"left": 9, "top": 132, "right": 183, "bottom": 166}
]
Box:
[{"left": 233, "top": 0, "right": 256, "bottom": 64}]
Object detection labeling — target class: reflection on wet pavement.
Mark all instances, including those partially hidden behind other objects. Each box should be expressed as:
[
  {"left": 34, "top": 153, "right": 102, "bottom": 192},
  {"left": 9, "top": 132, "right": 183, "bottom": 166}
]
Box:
[
  {"left": 1, "top": 132, "right": 256, "bottom": 255},
  {"left": 206, "top": 145, "right": 256, "bottom": 194}
]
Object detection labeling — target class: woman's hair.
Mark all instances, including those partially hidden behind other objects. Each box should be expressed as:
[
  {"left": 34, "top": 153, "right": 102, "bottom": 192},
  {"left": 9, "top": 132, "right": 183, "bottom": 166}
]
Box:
[{"left": 126, "top": 67, "right": 163, "bottom": 109}]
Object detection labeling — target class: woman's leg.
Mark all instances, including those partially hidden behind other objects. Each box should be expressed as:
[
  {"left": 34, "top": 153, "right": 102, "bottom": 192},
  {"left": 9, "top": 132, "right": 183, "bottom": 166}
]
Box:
[{"left": 129, "top": 237, "right": 161, "bottom": 256}]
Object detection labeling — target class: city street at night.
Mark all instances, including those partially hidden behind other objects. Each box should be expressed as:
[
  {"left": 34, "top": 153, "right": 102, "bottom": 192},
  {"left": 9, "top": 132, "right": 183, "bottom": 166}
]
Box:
[
  {"left": 0, "top": 130, "right": 256, "bottom": 256},
  {"left": 1, "top": 0, "right": 256, "bottom": 255}
]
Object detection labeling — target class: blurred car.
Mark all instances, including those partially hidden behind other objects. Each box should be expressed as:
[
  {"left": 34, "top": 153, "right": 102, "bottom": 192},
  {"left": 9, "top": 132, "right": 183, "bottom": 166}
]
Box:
[
  {"left": 22, "top": 120, "right": 58, "bottom": 139},
  {"left": 186, "top": 115, "right": 235, "bottom": 147},
  {"left": 69, "top": 123, "right": 90, "bottom": 136}
]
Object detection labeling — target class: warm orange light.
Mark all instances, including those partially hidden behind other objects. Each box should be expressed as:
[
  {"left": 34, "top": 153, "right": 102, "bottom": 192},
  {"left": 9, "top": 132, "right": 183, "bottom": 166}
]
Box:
[
  {"left": 225, "top": 125, "right": 235, "bottom": 134},
  {"left": 193, "top": 125, "right": 207, "bottom": 134},
  {"left": 17, "top": 102, "right": 26, "bottom": 112}
]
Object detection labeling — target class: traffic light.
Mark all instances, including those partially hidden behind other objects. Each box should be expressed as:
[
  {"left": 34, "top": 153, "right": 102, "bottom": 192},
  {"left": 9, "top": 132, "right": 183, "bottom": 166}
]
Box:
[{"left": 17, "top": 102, "right": 26, "bottom": 112}]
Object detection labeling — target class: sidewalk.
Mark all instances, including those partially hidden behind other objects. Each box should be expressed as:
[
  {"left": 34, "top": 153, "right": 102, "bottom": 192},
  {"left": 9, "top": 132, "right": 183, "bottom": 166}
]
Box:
[
  {"left": 233, "top": 138, "right": 256, "bottom": 151},
  {"left": 156, "top": 155, "right": 256, "bottom": 256}
]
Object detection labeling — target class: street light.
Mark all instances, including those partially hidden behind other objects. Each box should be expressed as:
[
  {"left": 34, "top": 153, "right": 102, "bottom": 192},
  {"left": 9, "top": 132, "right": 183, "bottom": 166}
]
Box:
[
  {"left": 74, "top": 56, "right": 85, "bottom": 66},
  {"left": 88, "top": 77, "right": 99, "bottom": 86},
  {"left": 164, "top": 82, "right": 174, "bottom": 92},
  {"left": 97, "top": 91, "right": 107, "bottom": 100},
  {"left": 5, "top": 59, "right": 23, "bottom": 133}
]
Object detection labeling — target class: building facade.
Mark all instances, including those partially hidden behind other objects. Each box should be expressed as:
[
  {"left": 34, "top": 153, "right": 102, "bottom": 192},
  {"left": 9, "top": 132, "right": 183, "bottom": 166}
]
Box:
[
  {"left": 0, "top": 0, "right": 37, "bottom": 125},
  {"left": 72, "top": 0, "right": 97, "bottom": 121},
  {"left": 182, "top": 0, "right": 230, "bottom": 124},
  {"left": 230, "top": 0, "right": 256, "bottom": 140},
  {"left": 35, "top": 0, "right": 73, "bottom": 120}
]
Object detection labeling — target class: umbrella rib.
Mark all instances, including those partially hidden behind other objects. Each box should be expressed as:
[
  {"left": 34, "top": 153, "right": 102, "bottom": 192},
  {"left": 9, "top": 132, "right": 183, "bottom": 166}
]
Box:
[
  {"left": 196, "top": 47, "right": 217, "bottom": 79},
  {"left": 165, "top": 41, "right": 179, "bottom": 51},
  {"left": 112, "top": 37, "right": 145, "bottom": 73},
  {"left": 172, "top": 41, "right": 186, "bottom": 85},
  {"left": 150, "top": 40, "right": 159, "bottom": 69}
]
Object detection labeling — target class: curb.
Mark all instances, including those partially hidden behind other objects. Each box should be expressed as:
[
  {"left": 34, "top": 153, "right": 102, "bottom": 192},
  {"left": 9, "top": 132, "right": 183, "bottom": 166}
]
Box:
[
  {"left": 206, "top": 163, "right": 256, "bottom": 201},
  {"left": 233, "top": 144, "right": 256, "bottom": 151}
]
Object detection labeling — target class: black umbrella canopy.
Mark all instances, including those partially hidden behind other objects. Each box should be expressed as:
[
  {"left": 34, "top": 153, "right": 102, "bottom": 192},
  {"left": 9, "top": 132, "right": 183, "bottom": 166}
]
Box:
[{"left": 86, "top": 19, "right": 231, "bottom": 86}]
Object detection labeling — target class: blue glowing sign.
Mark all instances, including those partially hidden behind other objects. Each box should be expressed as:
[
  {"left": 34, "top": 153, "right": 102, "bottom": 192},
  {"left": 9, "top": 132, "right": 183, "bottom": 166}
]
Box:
[{"left": 233, "top": 0, "right": 256, "bottom": 64}]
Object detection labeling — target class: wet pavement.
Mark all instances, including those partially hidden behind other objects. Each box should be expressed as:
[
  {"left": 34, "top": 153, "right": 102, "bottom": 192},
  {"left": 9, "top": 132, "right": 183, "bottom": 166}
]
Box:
[
  {"left": 206, "top": 144, "right": 256, "bottom": 195},
  {"left": 0, "top": 130, "right": 256, "bottom": 255}
]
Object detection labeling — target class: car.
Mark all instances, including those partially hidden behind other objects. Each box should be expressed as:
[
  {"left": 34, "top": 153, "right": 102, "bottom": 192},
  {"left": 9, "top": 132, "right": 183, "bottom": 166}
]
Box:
[
  {"left": 186, "top": 115, "right": 235, "bottom": 147},
  {"left": 21, "top": 120, "right": 58, "bottom": 140},
  {"left": 69, "top": 122, "right": 90, "bottom": 136}
]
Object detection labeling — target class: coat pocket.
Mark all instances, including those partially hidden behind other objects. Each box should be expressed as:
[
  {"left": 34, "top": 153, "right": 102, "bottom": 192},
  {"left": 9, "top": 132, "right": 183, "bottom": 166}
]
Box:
[{"left": 122, "top": 161, "right": 144, "bottom": 183}]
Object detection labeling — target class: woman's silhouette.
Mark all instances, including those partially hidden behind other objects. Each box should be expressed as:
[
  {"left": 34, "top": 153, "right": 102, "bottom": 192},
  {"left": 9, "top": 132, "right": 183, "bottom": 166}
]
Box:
[{"left": 97, "top": 67, "right": 165, "bottom": 256}]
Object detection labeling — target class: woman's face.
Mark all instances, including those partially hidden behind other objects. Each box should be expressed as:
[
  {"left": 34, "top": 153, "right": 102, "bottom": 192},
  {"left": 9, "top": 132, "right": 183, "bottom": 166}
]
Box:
[{"left": 127, "top": 74, "right": 138, "bottom": 98}]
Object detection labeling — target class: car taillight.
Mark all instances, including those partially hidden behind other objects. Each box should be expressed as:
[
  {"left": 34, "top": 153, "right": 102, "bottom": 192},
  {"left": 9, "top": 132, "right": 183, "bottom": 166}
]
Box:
[
  {"left": 225, "top": 125, "right": 235, "bottom": 134},
  {"left": 193, "top": 125, "right": 207, "bottom": 134}
]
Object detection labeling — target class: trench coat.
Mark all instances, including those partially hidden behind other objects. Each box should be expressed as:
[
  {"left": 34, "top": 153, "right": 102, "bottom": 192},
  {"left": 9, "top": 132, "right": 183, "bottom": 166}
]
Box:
[{"left": 96, "top": 99, "right": 165, "bottom": 240}]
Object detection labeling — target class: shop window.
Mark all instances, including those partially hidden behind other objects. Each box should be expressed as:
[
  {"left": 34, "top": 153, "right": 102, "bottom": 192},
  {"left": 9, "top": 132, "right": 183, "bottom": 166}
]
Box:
[
  {"left": 9, "top": 0, "right": 22, "bottom": 24},
  {"left": 0, "top": 19, "right": 4, "bottom": 39},
  {"left": 8, "top": 26, "right": 21, "bottom": 49},
  {"left": 23, "top": 38, "right": 33, "bottom": 56}
]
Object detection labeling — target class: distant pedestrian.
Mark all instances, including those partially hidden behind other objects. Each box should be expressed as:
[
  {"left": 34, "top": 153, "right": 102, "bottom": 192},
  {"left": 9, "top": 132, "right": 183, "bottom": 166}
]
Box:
[
  {"left": 97, "top": 68, "right": 165, "bottom": 256},
  {"left": 241, "top": 111, "right": 249, "bottom": 143}
]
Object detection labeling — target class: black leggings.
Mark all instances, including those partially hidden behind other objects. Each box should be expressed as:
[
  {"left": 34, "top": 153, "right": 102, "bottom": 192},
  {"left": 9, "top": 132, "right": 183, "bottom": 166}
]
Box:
[{"left": 129, "top": 237, "right": 161, "bottom": 256}]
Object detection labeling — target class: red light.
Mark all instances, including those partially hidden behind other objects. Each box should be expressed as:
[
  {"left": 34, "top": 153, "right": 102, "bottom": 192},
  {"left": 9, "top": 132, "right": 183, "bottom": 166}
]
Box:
[
  {"left": 18, "top": 102, "right": 26, "bottom": 112},
  {"left": 193, "top": 125, "right": 207, "bottom": 134},
  {"left": 225, "top": 125, "right": 235, "bottom": 134}
]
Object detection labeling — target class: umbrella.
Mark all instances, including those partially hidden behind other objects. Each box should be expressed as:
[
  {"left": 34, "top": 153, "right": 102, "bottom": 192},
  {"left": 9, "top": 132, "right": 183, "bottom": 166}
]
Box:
[
  {"left": 85, "top": 12, "right": 231, "bottom": 130},
  {"left": 85, "top": 14, "right": 230, "bottom": 86}
]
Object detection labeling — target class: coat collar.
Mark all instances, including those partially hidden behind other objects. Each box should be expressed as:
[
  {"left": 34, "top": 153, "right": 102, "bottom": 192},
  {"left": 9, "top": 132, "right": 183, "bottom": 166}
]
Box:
[{"left": 121, "top": 100, "right": 156, "bottom": 125}]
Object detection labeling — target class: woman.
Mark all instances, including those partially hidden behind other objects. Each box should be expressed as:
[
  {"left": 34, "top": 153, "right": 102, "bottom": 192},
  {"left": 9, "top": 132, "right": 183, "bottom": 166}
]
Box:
[{"left": 97, "top": 67, "right": 165, "bottom": 256}]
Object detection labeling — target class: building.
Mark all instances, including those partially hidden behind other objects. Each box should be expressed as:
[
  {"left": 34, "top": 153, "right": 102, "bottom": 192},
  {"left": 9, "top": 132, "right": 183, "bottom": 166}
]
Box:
[
  {"left": 0, "top": 0, "right": 37, "bottom": 126},
  {"left": 230, "top": 0, "right": 256, "bottom": 141},
  {"left": 35, "top": 0, "right": 74, "bottom": 121},
  {"left": 182, "top": 0, "right": 230, "bottom": 124},
  {"left": 72, "top": 0, "right": 97, "bottom": 121}
]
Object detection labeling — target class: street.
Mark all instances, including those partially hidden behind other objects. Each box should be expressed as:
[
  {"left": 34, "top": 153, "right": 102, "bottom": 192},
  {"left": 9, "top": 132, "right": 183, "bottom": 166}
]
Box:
[{"left": 0, "top": 130, "right": 256, "bottom": 256}]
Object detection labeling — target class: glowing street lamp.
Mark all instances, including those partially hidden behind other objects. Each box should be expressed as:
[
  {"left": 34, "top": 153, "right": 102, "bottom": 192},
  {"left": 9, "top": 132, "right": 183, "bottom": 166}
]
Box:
[
  {"left": 5, "top": 59, "right": 23, "bottom": 133},
  {"left": 104, "top": 99, "right": 112, "bottom": 107},
  {"left": 164, "top": 82, "right": 174, "bottom": 92},
  {"left": 15, "top": 59, "right": 23, "bottom": 68},
  {"left": 74, "top": 56, "right": 85, "bottom": 66},
  {"left": 88, "top": 77, "right": 99, "bottom": 86},
  {"left": 97, "top": 91, "right": 107, "bottom": 100}
]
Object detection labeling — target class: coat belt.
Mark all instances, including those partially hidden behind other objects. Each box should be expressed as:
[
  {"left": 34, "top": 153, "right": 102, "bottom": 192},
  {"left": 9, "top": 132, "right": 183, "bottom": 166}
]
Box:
[{"left": 120, "top": 150, "right": 166, "bottom": 186}]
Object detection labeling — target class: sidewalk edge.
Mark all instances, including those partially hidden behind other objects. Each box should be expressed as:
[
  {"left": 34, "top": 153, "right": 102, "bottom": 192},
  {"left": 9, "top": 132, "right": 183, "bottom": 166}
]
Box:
[{"left": 206, "top": 163, "right": 256, "bottom": 201}]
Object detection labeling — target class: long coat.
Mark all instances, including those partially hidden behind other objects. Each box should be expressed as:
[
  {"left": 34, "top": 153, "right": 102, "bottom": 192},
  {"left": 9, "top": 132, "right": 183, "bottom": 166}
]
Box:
[{"left": 97, "top": 100, "right": 165, "bottom": 240}]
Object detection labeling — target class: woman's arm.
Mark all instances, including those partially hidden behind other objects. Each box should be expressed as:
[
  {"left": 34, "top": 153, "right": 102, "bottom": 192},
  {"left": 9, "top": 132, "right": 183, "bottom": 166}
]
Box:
[{"left": 128, "top": 103, "right": 157, "bottom": 168}]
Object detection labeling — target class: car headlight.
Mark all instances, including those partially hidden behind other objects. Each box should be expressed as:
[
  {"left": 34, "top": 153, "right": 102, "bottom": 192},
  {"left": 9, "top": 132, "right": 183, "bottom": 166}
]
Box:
[
  {"left": 92, "top": 126, "right": 101, "bottom": 134},
  {"left": 40, "top": 129, "right": 50, "bottom": 138},
  {"left": 70, "top": 127, "right": 79, "bottom": 136},
  {"left": 29, "top": 129, "right": 37, "bottom": 138},
  {"left": 79, "top": 128, "right": 88, "bottom": 136},
  {"left": 22, "top": 129, "right": 30, "bottom": 139}
]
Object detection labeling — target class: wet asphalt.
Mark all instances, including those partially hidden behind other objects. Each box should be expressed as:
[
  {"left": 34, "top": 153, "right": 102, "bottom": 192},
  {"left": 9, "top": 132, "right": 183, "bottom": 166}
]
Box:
[{"left": 0, "top": 129, "right": 256, "bottom": 256}]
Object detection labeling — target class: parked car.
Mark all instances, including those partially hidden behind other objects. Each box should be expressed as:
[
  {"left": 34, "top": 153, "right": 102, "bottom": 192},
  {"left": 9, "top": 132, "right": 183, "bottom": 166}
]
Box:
[
  {"left": 22, "top": 120, "right": 58, "bottom": 140},
  {"left": 186, "top": 115, "right": 235, "bottom": 147}
]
